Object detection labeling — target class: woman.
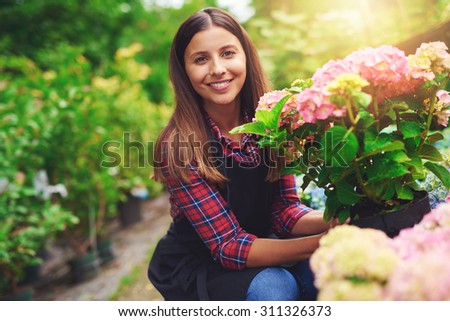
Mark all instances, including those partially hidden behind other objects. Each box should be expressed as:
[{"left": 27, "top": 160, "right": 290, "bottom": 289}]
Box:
[{"left": 148, "top": 7, "right": 335, "bottom": 301}]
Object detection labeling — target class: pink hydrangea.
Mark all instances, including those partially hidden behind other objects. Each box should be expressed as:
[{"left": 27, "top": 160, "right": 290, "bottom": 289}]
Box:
[
  {"left": 256, "top": 90, "right": 303, "bottom": 129},
  {"left": 392, "top": 226, "right": 450, "bottom": 260},
  {"left": 384, "top": 247, "right": 450, "bottom": 300},
  {"left": 296, "top": 87, "right": 341, "bottom": 123},
  {"left": 312, "top": 59, "right": 354, "bottom": 89},
  {"left": 344, "top": 45, "right": 413, "bottom": 100},
  {"left": 417, "top": 200, "right": 450, "bottom": 230},
  {"left": 435, "top": 90, "right": 450, "bottom": 127},
  {"left": 392, "top": 201, "right": 450, "bottom": 260},
  {"left": 407, "top": 41, "right": 450, "bottom": 81}
]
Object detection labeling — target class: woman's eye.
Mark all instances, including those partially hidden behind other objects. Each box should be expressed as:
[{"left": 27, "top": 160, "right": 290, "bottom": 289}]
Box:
[
  {"left": 194, "top": 56, "right": 207, "bottom": 64},
  {"left": 223, "top": 50, "right": 236, "bottom": 57}
]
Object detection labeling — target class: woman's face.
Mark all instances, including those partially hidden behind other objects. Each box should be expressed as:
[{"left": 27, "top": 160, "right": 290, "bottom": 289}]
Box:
[{"left": 184, "top": 26, "right": 246, "bottom": 111}]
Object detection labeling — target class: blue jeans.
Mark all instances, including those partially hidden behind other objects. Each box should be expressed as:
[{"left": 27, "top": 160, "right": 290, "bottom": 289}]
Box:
[{"left": 245, "top": 260, "right": 318, "bottom": 301}]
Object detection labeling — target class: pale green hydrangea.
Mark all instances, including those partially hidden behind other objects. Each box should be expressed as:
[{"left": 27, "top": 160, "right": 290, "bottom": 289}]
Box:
[
  {"left": 318, "top": 280, "right": 384, "bottom": 301},
  {"left": 311, "top": 225, "right": 398, "bottom": 290}
]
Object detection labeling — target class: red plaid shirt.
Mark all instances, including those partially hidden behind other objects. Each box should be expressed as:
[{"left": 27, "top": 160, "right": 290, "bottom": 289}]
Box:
[{"left": 162, "top": 113, "right": 312, "bottom": 270}]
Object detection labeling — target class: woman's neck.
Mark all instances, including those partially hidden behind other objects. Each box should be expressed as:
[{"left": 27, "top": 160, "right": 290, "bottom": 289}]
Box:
[{"left": 203, "top": 102, "right": 242, "bottom": 141}]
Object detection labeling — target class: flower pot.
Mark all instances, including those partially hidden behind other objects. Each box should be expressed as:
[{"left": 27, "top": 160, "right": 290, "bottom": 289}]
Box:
[
  {"left": 118, "top": 194, "right": 143, "bottom": 227},
  {"left": 1, "top": 287, "right": 34, "bottom": 301},
  {"left": 350, "top": 191, "right": 431, "bottom": 238},
  {"left": 18, "top": 263, "right": 42, "bottom": 286},
  {"left": 68, "top": 252, "right": 99, "bottom": 284},
  {"left": 97, "top": 239, "right": 115, "bottom": 265}
]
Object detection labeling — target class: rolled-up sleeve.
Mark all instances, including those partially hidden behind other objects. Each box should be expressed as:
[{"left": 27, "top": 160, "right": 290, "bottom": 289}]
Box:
[
  {"left": 164, "top": 164, "right": 256, "bottom": 270},
  {"left": 270, "top": 174, "right": 313, "bottom": 237}
]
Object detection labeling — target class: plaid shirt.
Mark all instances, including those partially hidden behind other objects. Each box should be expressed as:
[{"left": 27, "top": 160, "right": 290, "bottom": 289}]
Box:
[{"left": 163, "top": 113, "right": 312, "bottom": 270}]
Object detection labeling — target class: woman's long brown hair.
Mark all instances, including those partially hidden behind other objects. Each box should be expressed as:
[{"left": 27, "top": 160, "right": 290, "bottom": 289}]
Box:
[{"left": 153, "top": 7, "right": 280, "bottom": 184}]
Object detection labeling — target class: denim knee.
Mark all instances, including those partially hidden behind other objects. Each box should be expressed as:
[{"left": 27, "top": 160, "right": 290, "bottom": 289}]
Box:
[
  {"left": 287, "top": 260, "right": 318, "bottom": 301},
  {"left": 246, "top": 267, "right": 299, "bottom": 301}
]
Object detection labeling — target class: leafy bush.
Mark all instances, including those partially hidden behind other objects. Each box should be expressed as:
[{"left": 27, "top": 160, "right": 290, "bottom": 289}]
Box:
[{"left": 0, "top": 43, "right": 169, "bottom": 294}]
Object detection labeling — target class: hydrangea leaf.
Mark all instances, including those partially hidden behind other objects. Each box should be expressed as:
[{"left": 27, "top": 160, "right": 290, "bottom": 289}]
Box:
[{"left": 424, "top": 162, "right": 450, "bottom": 189}]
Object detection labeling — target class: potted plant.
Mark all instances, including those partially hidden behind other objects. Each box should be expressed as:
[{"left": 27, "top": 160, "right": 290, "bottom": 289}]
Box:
[
  {"left": 0, "top": 180, "right": 78, "bottom": 300},
  {"left": 231, "top": 41, "right": 450, "bottom": 237}
]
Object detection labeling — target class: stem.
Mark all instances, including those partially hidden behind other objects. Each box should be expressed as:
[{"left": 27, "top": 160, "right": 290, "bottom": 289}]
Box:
[
  {"left": 354, "top": 162, "right": 378, "bottom": 203},
  {"left": 418, "top": 93, "right": 437, "bottom": 151},
  {"left": 373, "top": 88, "right": 380, "bottom": 131},
  {"left": 345, "top": 99, "right": 356, "bottom": 125},
  {"left": 394, "top": 108, "right": 401, "bottom": 134}
]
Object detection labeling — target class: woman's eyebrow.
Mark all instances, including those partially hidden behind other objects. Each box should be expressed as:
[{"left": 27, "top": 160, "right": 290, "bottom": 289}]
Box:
[{"left": 188, "top": 44, "right": 239, "bottom": 59}]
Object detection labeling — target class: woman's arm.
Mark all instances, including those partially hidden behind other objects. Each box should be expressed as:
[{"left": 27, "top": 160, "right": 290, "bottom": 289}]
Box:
[
  {"left": 290, "top": 210, "right": 331, "bottom": 236},
  {"left": 246, "top": 233, "right": 324, "bottom": 268},
  {"left": 246, "top": 210, "right": 341, "bottom": 268},
  {"left": 270, "top": 175, "right": 340, "bottom": 237}
]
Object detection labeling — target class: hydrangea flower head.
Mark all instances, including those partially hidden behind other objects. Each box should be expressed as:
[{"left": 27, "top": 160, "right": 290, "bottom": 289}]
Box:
[
  {"left": 408, "top": 41, "right": 450, "bottom": 81},
  {"left": 384, "top": 247, "right": 450, "bottom": 300},
  {"left": 318, "top": 280, "right": 384, "bottom": 301},
  {"left": 256, "top": 90, "right": 303, "bottom": 129},
  {"left": 312, "top": 59, "right": 354, "bottom": 89},
  {"left": 311, "top": 225, "right": 398, "bottom": 288}
]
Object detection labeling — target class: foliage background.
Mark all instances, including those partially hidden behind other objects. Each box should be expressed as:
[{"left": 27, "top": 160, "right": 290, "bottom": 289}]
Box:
[{"left": 0, "top": 0, "right": 449, "bottom": 295}]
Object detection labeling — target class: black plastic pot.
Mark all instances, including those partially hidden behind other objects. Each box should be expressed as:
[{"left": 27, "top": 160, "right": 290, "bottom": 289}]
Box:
[
  {"left": 97, "top": 239, "right": 115, "bottom": 265},
  {"left": 118, "top": 194, "right": 143, "bottom": 227},
  {"left": 68, "top": 252, "right": 99, "bottom": 284},
  {"left": 1, "top": 287, "right": 34, "bottom": 301},
  {"left": 19, "top": 263, "right": 42, "bottom": 285},
  {"left": 350, "top": 191, "right": 431, "bottom": 238}
]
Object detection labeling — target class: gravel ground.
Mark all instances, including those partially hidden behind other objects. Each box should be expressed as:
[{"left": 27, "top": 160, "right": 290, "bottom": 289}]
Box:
[{"left": 33, "top": 193, "right": 171, "bottom": 301}]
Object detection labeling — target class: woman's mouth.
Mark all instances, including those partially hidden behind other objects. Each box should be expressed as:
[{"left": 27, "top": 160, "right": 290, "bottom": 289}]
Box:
[{"left": 208, "top": 80, "right": 232, "bottom": 90}]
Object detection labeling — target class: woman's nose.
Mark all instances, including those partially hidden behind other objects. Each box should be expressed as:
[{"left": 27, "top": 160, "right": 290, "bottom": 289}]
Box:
[{"left": 209, "top": 59, "right": 226, "bottom": 76}]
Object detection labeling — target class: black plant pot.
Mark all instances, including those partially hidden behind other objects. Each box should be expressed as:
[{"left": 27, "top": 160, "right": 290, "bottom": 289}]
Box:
[
  {"left": 97, "top": 239, "right": 115, "bottom": 265},
  {"left": 68, "top": 252, "right": 99, "bottom": 284},
  {"left": 350, "top": 191, "right": 431, "bottom": 238},
  {"left": 19, "top": 264, "right": 42, "bottom": 286},
  {"left": 118, "top": 194, "right": 143, "bottom": 227},
  {"left": 18, "top": 246, "right": 49, "bottom": 286},
  {"left": 1, "top": 287, "right": 34, "bottom": 301}
]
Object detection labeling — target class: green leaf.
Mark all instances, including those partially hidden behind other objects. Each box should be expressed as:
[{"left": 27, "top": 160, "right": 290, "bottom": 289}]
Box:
[
  {"left": 364, "top": 133, "right": 404, "bottom": 155},
  {"left": 301, "top": 173, "right": 313, "bottom": 191},
  {"left": 328, "top": 166, "right": 349, "bottom": 183},
  {"left": 258, "top": 94, "right": 292, "bottom": 131},
  {"left": 389, "top": 151, "right": 411, "bottom": 163},
  {"left": 352, "top": 91, "right": 372, "bottom": 109},
  {"left": 419, "top": 144, "right": 444, "bottom": 162},
  {"left": 426, "top": 132, "right": 444, "bottom": 145},
  {"left": 356, "top": 111, "right": 375, "bottom": 130},
  {"left": 229, "top": 121, "right": 267, "bottom": 136},
  {"left": 324, "top": 189, "right": 340, "bottom": 222},
  {"left": 336, "top": 180, "right": 363, "bottom": 205},
  {"left": 395, "top": 94, "right": 422, "bottom": 111},
  {"left": 400, "top": 121, "right": 422, "bottom": 139},
  {"left": 320, "top": 126, "right": 358, "bottom": 167},
  {"left": 365, "top": 181, "right": 396, "bottom": 200},
  {"left": 367, "top": 156, "right": 410, "bottom": 183},
  {"left": 405, "top": 152, "right": 425, "bottom": 179},
  {"left": 424, "top": 162, "right": 450, "bottom": 189},
  {"left": 337, "top": 207, "right": 351, "bottom": 224},
  {"left": 394, "top": 181, "right": 414, "bottom": 200},
  {"left": 381, "top": 181, "right": 396, "bottom": 200},
  {"left": 254, "top": 109, "right": 273, "bottom": 127}
]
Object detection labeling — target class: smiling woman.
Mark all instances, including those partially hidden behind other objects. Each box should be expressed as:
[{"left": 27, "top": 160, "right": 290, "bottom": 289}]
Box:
[
  {"left": 148, "top": 7, "right": 339, "bottom": 301},
  {"left": 184, "top": 26, "right": 247, "bottom": 122}
]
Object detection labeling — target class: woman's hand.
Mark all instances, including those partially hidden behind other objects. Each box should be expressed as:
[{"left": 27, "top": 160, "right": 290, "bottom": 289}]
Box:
[{"left": 327, "top": 217, "right": 350, "bottom": 229}]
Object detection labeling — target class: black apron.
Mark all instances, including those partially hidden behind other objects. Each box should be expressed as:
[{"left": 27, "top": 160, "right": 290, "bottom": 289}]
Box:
[{"left": 148, "top": 144, "right": 275, "bottom": 301}]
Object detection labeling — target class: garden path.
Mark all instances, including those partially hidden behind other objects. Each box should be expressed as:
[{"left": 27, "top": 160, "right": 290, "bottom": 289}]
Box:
[{"left": 33, "top": 193, "right": 171, "bottom": 301}]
